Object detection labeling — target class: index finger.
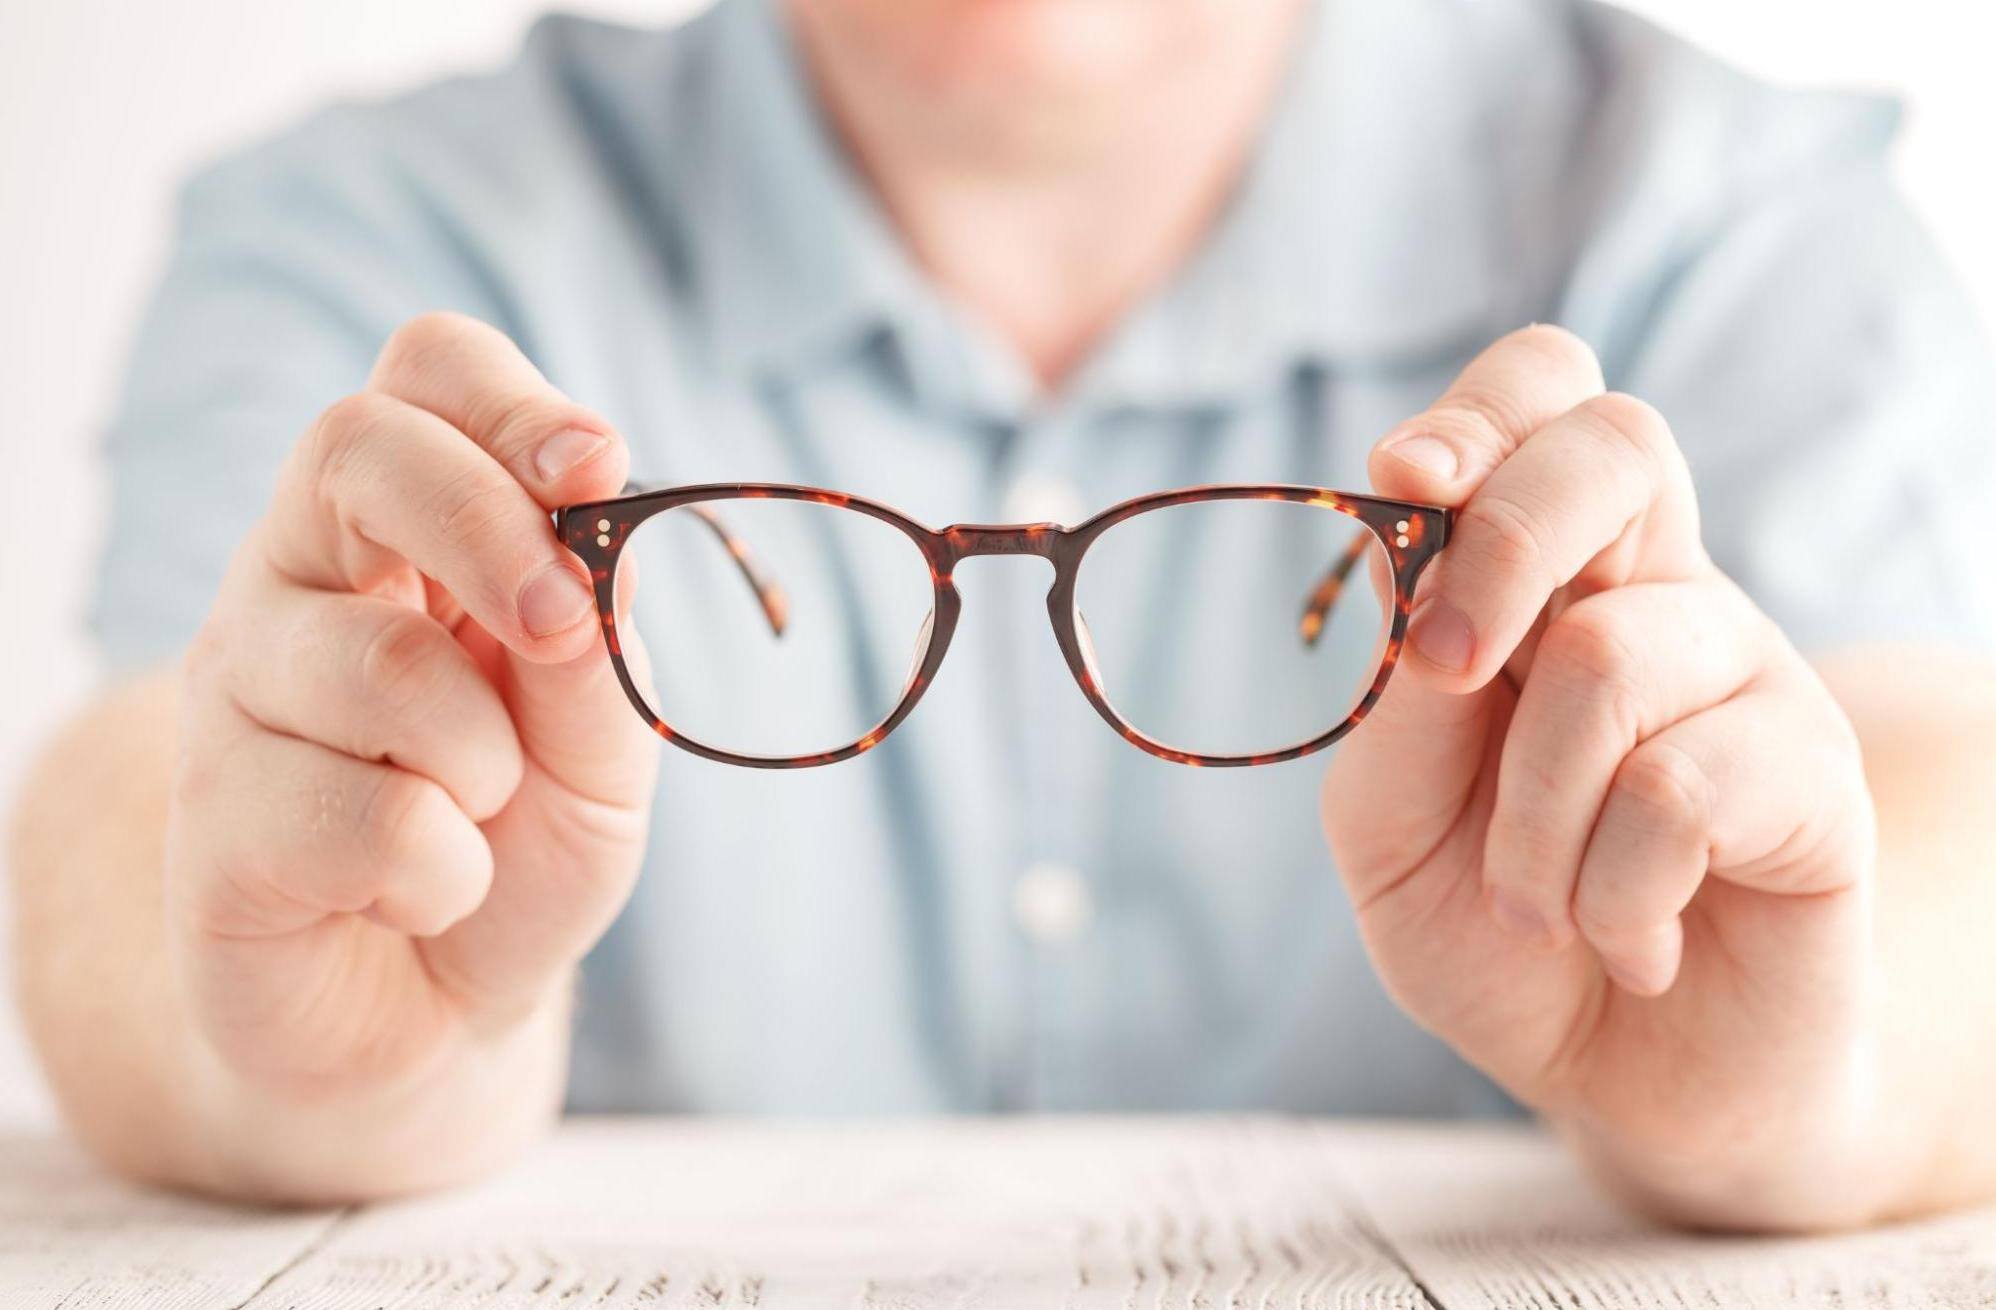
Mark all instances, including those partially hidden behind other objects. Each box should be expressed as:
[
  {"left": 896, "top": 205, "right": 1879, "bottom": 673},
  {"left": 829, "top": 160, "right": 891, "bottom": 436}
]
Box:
[
  {"left": 368, "top": 311, "right": 629, "bottom": 510},
  {"left": 262, "top": 392, "right": 602, "bottom": 660},
  {"left": 1367, "top": 323, "right": 1605, "bottom": 504},
  {"left": 1411, "top": 391, "right": 1705, "bottom": 691}
]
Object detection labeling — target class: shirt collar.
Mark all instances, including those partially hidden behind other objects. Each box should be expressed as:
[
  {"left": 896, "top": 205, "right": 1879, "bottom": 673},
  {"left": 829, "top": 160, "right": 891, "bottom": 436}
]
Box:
[
  {"left": 686, "top": 0, "right": 1559, "bottom": 415},
  {"left": 692, "top": 0, "right": 933, "bottom": 381}
]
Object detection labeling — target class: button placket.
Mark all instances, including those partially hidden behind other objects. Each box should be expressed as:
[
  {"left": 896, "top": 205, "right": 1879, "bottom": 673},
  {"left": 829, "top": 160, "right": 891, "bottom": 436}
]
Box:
[
  {"left": 999, "top": 470, "right": 1090, "bottom": 529},
  {"left": 1012, "top": 861, "right": 1094, "bottom": 944},
  {"left": 994, "top": 413, "right": 1100, "bottom": 1108}
]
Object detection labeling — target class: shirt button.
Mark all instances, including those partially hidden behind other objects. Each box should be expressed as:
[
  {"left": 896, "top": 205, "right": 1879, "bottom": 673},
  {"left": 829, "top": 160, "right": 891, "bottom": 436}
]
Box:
[
  {"left": 1001, "top": 473, "right": 1090, "bottom": 528},
  {"left": 1012, "top": 861, "right": 1093, "bottom": 944}
]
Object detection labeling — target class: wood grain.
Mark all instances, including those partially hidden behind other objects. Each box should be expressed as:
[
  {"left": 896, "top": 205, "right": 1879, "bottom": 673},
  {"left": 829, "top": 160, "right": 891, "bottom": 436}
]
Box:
[
  {"left": 5, "top": 1118, "right": 1996, "bottom": 1307},
  {"left": 247, "top": 1119, "right": 1426, "bottom": 1309},
  {"left": 1334, "top": 1122, "right": 1996, "bottom": 1309},
  {"left": 0, "top": 1130, "right": 339, "bottom": 1309}
]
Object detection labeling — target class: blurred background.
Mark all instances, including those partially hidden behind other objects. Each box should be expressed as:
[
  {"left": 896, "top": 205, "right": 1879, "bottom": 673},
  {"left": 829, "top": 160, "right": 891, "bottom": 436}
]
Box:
[{"left": 2, "top": 0, "right": 1992, "bottom": 1126}]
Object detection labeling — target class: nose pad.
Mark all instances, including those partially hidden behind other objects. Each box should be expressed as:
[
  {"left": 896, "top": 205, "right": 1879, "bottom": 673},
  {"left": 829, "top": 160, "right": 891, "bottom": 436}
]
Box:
[
  {"left": 1075, "top": 610, "right": 1107, "bottom": 695},
  {"left": 900, "top": 608, "right": 937, "bottom": 696}
]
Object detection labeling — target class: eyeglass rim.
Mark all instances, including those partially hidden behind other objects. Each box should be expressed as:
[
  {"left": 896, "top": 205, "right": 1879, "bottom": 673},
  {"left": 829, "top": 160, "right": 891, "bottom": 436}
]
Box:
[{"left": 556, "top": 481, "right": 1452, "bottom": 768}]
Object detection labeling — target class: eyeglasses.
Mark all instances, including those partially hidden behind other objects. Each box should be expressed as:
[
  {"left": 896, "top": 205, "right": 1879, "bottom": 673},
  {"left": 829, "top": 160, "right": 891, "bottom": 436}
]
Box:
[{"left": 556, "top": 483, "right": 1451, "bottom": 768}]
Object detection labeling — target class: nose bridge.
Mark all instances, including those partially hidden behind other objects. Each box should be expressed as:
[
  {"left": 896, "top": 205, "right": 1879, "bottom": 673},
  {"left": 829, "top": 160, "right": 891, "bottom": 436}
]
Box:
[{"left": 938, "top": 522, "right": 1063, "bottom": 569}]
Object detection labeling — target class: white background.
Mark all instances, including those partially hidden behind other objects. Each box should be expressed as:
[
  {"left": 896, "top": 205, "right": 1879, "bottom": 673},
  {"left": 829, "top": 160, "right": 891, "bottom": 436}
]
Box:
[{"left": 1, "top": 0, "right": 1992, "bottom": 1124}]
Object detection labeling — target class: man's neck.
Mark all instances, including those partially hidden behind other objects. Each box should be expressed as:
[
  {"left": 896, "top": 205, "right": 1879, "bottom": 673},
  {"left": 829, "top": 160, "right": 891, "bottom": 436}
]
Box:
[{"left": 786, "top": 0, "right": 1310, "bottom": 392}]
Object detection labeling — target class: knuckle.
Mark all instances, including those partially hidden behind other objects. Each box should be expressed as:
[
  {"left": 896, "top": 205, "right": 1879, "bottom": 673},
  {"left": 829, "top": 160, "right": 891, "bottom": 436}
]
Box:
[
  {"left": 305, "top": 392, "right": 393, "bottom": 490},
  {"left": 356, "top": 610, "right": 453, "bottom": 724},
  {"left": 1459, "top": 491, "right": 1558, "bottom": 578},
  {"left": 397, "top": 888, "right": 474, "bottom": 942},
  {"left": 1571, "top": 895, "right": 1646, "bottom": 947},
  {"left": 311, "top": 391, "right": 390, "bottom": 450},
  {"left": 424, "top": 462, "right": 521, "bottom": 554},
  {"left": 1536, "top": 604, "right": 1645, "bottom": 715},
  {"left": 181, "top": 613, "right": 234, "bottom": 688},
  {"left": 1505, "top": 323, "right": 1604, "bottom": 391},
  {"left": 1580, "top": 391, "right": 1672, "bottom": 464},
  {"left": 375, "top": 310, "right": 482, "bottom": 382},
  {"left": 1611, "top": 741, "right": 1713, "bottom": 837},
  {"left": 358, "top": 769, "right": 442, "bottom": 874},
  {"left": 1807, "top": 801, "right": 1873, "bottom": 885},
  {"left": 169, "top": 735, "right": 221, "bottom": 818}
]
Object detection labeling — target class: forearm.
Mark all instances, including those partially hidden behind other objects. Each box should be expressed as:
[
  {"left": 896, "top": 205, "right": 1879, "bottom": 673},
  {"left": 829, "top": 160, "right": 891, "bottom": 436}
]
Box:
[
  {"left": 1559, "top": 642, "right": 1996, "bottom": 1230},
  {"left": 7, "top": 669, "right": 570, "bottom": 1204},
  {"left": 1822, "top": 642, "right": 1996, "bottom": 1220}
]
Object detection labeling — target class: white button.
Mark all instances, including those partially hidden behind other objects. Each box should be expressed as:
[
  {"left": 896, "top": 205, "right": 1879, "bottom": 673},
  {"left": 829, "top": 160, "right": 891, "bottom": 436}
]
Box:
[
  {"left": 1012, "top": 861, "right": 1093, "bottom": 944},
  {"left": 1001, "top": 473, "right": 1090, "bottom": 528}
]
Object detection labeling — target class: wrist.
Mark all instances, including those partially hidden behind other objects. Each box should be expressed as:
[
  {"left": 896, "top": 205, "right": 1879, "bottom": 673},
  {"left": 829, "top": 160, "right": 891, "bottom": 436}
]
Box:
[
  {"left": 185, "top": 980, "right": 573, "bottom": 1204},
  {"left": 1548, "top": 1023, "right": 1914, "bottom": 1232}
]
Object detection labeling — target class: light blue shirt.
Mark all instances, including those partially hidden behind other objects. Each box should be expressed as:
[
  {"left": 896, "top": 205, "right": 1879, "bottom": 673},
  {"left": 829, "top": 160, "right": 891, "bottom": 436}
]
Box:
[{"left": 94, "top": 0, "right": 1996, "bottom": 1115}]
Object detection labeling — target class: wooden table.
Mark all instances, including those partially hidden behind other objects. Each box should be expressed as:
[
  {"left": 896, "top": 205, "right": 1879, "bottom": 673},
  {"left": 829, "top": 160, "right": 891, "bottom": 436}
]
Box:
[{"left": 5, "top": 1117, "right": 1996, "bottom": 1308}]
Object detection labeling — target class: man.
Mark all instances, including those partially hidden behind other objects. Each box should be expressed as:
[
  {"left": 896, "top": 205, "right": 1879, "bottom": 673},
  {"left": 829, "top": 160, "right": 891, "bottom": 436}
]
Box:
[{"left": 12, "top": 0, "right": 1996, "bottom": 1228}]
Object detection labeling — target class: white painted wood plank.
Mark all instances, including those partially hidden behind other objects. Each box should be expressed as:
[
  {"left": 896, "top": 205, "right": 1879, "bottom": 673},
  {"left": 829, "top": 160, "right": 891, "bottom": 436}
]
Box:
[
  {"left": 0, "top": 1129, "right": 340, "bottom": 1309},
  {"left": 13, "top": 1117, "right": 1996, "bottom": 1308},
  {"left": 246, "top": 1118, "right": 1428, "bottom": 1309},
  {"left": 1331, "top": 1121, "right": 1996, "bottom": 1309}
]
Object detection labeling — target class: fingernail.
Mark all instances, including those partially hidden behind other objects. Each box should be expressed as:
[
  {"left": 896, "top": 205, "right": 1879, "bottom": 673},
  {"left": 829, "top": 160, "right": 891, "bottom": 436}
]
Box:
[
  {"left": 1409, "top": 597, "right": 1474, "bottom": 673},
  {"left": 1487, "top": 888, "right": 1548, "bottom": 944},
  {"left": 1381, "top": 433, "right": 1460, "bottom": 481},
  {"left": 533, "top": 428, "right": 610, "bottom": 483},
  {"left": 1601, "top": 953, "right": 1670, "bottom": 997},
  {"left": 519, "top": 564, "right": 594, "bottom": 637}
]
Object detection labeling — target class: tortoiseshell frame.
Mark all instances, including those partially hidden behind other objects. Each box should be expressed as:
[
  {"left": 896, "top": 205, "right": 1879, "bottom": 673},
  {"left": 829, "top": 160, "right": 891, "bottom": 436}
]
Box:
[{"left": 556, "top": 484, "right": 1452, "bottom": 769}]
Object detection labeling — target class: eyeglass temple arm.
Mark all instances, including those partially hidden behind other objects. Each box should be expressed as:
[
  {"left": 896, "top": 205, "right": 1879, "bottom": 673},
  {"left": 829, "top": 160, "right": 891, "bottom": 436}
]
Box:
[
  {"left": 1297, "top": 532, "right": 1372, "bottom": 647},
  {"left": 620, "top": 481, "right": 788, "bottom": 638}
]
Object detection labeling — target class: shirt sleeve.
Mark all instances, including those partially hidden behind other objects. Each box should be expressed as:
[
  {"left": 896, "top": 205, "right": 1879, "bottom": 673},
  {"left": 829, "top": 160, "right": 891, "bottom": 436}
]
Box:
[
  {"left": 1614, "top": 148, "right": 1996, "bottom": 658},
  {"left": 89, "top": 109, "right": 503, "bottom": 675}
]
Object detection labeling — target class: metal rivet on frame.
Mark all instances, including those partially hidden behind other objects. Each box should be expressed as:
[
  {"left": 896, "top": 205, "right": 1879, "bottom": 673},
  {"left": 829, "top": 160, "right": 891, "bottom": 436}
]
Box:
[
  {"left": 597, "top": 518, "right": 611, "bottom": 532},
  {"left": 596, "top": 534, "right": 612, "bottom": 547}
]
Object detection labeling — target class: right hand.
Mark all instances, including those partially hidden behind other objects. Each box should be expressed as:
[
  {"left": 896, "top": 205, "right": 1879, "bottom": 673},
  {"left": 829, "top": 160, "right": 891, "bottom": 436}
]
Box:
[{"left": 168, "top": 312, "right": 658, "bottom": 1099}]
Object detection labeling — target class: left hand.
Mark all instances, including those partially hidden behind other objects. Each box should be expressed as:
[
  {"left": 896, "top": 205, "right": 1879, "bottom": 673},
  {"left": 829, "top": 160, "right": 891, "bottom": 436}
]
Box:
[{"left": 1323, "top": 326, "right": 1881, "bottom": 1225}]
